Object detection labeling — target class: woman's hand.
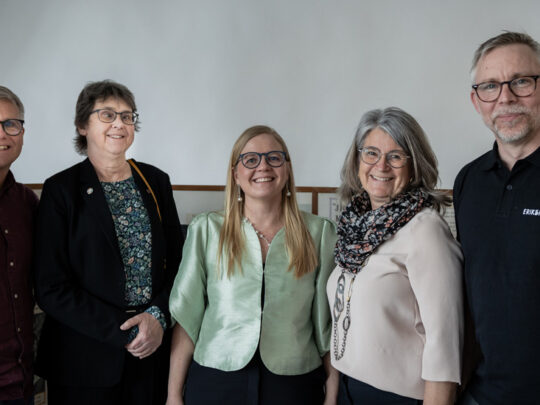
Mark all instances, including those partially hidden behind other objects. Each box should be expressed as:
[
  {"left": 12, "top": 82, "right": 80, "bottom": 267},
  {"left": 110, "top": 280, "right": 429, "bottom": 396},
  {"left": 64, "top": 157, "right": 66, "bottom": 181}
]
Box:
[
  {"left": 323, "top": 353, "right": 339, "bottom": 405},
  {"left": 121, "top": 312, "right": 164, "bottom": 358},
  {"left": 423, "top": 381, "right": 457, "bottom": 405},
  {"left": 165, "top": 393, "right": 184, "bottom": 405}
]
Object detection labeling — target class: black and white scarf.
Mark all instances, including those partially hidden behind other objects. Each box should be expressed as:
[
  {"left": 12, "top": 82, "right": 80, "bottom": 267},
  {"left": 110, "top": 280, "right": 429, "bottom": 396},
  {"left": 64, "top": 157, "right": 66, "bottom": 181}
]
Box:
[{"left": 334, "top": 189, "right": 433, "bottom": 274}]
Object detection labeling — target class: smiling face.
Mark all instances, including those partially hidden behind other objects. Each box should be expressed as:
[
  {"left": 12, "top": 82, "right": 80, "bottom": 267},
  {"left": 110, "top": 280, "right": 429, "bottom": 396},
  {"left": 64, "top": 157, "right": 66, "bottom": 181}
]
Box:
[
  {"left": 0, "top": 99, "right": 24, "bottom": 179},
  {"left": 77, "top": 97, "right": 135, "bottom": 161},
  {"left": 471, "top": 44, "right": 540, "bottom": 145},
  {"left": 234, "top": 133, "right": 290, "bottom": 206},
  {"left": 358, "top": 127, "right": 411, "bottom": 209}
]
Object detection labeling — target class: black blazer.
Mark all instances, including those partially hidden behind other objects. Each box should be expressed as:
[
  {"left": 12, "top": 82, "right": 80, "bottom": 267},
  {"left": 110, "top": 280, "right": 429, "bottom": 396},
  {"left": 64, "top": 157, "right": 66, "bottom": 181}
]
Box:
[{"left": 34, "top": 159, "right": 184, "bottom": 386}]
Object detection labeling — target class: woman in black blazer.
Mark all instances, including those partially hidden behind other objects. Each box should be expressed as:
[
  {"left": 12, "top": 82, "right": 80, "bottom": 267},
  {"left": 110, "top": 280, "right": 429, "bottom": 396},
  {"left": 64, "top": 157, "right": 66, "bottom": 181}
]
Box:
[{"left": 34, "top": 80, "right": 184, "bottom": 405}]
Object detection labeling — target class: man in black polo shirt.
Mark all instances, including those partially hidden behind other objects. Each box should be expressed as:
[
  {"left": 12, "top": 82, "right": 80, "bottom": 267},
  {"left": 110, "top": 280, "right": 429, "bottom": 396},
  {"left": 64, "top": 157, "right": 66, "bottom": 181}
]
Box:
[{"left": 454, "top": 32, "right": 540, "bottom": 405}]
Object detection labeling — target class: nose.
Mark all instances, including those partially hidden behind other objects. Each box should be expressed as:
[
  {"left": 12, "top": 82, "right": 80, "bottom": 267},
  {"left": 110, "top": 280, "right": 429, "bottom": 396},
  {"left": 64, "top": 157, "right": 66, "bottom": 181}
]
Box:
[
  {"left": 111, "top": 114, "right": 125, "bottom": 127},
  {"left": 498, "top": 82, "right": 518, "bottom": 104},
  {"left": 257, "top": 156, "right": 272, "bottom": 170},
  {"left": 374, "top": 155, "right": 391, "bottom": 170}
]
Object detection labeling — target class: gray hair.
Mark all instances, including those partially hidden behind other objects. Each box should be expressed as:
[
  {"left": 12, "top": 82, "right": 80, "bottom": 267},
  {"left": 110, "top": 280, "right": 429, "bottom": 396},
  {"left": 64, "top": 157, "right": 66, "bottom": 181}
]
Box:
[
  {"left": 471, "top": 31, "right": 540, "bottom": 82},
  {"left": 338, "top": 107, "right": 450, "bottom": 211},
  {"left": 0, "top": 85, "right": 25, "bottom": 119}
]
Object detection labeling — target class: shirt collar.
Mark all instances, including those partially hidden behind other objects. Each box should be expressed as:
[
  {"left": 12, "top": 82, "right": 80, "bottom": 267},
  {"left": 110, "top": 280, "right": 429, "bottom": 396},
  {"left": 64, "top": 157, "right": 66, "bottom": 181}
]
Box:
[
  {"left": 0, "top": 170, "right": 15, "bottom": 199},
  {"left": 524, "top": 144, "right": 540, "bottom": 168},
  {"left": 480, "top": 142, "right": 540, "bottom": 170},
  {"left": 480, "top": 142, "right": 502, "bottom": 171}
]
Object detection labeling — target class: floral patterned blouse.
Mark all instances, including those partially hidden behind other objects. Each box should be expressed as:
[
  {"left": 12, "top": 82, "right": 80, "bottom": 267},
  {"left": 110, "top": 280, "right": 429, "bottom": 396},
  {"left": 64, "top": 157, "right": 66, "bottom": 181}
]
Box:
[{"left": 101, "top": 177, "right": 166, "bottom": 340}]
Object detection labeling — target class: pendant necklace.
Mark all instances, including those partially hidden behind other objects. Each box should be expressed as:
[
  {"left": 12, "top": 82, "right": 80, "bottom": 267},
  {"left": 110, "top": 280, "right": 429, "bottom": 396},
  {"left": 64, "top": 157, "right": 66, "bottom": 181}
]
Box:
[{"left": 243, "top": 217, "right": 271, "bottom": 247}]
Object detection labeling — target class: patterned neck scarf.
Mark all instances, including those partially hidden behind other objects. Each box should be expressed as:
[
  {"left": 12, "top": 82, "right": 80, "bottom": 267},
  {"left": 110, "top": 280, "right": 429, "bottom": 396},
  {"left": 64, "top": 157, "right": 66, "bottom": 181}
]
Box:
[{"left": 335, "top": 189, "right": 432, "bottom": 274}]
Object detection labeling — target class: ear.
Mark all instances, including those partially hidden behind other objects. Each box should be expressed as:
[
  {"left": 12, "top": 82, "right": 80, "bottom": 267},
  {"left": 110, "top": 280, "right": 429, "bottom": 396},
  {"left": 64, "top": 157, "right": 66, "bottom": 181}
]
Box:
[
  {"left": 470, "top": 90, "right": 482, "bottom": 114},
  {"left": 78, "top": 127, "right": 87, "bottom": 136},
  {"left": 233, "top": 166, "right": 239, "bottom": 184}
]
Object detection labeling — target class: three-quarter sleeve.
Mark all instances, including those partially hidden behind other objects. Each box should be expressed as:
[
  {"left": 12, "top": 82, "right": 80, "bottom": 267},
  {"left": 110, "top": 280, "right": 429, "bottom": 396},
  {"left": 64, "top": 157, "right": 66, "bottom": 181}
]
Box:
[
  {"left": 406, "top": 211, "right": 464, "bottom": 383},
  {"left": 169, "top": 213, "right": 209, "bottom": 344},
  {"left": 311, "top": 218, "right": 338, "bottom": 357}
]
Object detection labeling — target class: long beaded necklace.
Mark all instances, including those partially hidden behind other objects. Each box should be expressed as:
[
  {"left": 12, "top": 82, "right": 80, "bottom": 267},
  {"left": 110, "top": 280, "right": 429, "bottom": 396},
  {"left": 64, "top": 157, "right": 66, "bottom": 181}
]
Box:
[{"left": 243, "top": 217, "right": 271, "bottom": 247}]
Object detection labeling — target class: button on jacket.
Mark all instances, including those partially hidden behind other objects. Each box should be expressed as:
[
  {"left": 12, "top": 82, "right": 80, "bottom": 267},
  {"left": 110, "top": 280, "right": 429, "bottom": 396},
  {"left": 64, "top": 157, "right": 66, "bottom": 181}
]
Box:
[{"left": 169, "top": 211, "right": 337, "bottom": 375}]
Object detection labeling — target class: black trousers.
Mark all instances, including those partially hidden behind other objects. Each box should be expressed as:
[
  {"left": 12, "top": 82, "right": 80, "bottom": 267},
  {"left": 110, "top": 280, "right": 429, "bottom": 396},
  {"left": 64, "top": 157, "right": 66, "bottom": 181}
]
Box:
[
  {"left": 47, "top": 348, "right": 169, "bottom": 405},
  {"left": 184, "top": 351, "right": 326, "bottom": 405},
  {"left": 338, "top": 374, "right": 423, "bottom": 405}
]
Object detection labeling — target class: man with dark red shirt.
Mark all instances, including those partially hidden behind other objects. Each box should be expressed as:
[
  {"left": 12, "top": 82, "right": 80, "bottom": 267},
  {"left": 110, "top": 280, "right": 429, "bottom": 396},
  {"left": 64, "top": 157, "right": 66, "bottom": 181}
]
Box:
[{"left": 0, "top": 86, "right": 38, "bottom": 405}]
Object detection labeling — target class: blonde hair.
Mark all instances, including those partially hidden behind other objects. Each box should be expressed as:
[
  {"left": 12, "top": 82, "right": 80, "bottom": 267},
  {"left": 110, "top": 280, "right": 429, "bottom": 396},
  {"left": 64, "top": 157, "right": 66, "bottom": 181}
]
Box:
[{"left": 217, "top": 125, "right": 318, "bottom": 278}]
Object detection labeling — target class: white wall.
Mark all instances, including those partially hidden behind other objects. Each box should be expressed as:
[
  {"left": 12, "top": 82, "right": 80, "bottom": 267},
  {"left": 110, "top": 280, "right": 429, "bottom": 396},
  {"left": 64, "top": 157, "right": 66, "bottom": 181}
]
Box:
[{"left": 3, "top": 0, "right": 539, "bottom": 188}]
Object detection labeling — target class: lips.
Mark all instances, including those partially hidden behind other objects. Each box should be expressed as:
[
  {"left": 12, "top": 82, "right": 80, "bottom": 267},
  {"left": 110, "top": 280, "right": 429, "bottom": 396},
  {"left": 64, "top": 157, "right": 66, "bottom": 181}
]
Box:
[
  {"left": 107, "top": 134, "right": 125, "bottom": 139},
  {"left": 495, "top": 113, "right": 523, "bottom": 122},
  {"left": 370, "top": 174, "right": 393, "bottom": 182},
  {"left": 0, "top": 145, "right": 10, "bottom": 150},
  {"left": 492, "top": 106, "right": 529, "bottom": 121},
  {"left": 253, "top": 177, "right": 273, "bottom": 183}
]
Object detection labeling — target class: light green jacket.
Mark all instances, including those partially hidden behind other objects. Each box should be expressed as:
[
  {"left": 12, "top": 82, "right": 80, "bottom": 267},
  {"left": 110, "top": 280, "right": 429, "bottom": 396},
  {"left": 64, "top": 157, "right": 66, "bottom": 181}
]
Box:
[{"left": 169, "top": 211, "right": 337, "bottom": 375}]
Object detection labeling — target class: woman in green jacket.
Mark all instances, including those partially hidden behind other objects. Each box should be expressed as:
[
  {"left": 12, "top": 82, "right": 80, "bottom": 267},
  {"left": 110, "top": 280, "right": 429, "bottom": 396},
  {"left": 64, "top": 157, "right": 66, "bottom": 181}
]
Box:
[{"left": 166, "top": 125, "right": 338, "bottom": 405}]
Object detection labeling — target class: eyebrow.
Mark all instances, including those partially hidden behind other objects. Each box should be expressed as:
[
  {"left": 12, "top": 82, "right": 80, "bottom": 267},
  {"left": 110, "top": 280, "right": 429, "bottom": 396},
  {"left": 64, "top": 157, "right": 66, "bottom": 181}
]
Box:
[
  {"left": 475, "top": 72, "right": 537, "bottom": 83},
  {"left": 363, "top": 146, "right": 406, "bottom": 153}
]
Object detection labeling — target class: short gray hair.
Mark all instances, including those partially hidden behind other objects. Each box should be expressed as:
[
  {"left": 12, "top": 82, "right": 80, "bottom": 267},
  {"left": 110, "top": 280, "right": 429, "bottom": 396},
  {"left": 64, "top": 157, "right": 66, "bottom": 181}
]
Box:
[
  {"left": 338, "top": 107, "right": 450, "bottom": 211},
  {"left": 471, "top": 31, "right": 540, "bottom": 81},
  {"left": 0, "top": 85, "right": 25, "bottom": 119}
]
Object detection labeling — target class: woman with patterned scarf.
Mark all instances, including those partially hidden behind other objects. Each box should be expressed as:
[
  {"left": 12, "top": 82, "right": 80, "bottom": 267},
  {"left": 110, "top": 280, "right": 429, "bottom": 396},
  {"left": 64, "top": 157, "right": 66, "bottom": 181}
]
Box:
[{"left": 327, "top": 107, "right": 463, "bottom": 405}]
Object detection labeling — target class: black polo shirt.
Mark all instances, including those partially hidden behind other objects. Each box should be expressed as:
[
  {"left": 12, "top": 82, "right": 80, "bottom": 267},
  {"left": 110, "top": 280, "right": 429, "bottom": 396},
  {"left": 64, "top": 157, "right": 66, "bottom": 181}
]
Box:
[{"left": 453, "top": 143, "right": 540, "bottom": 405}]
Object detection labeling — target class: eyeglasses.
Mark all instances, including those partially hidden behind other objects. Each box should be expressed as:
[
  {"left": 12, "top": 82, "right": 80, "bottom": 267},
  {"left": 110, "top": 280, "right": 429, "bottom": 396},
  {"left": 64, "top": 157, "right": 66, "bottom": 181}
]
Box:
[
  {"left": 91, "top": 109, "right": 139, "bottom": 125},
  {"left": 472, "top": 75, "right": 539, "bottom": 102},
  {"left": 0, "top": 119, "right": 24, "bottom": 136},
  {"left": 358, "top": 147, "right": 410, "bottom": 168},
  {"left": 237, "top": 151, "right": 288, "bottom": 169}
]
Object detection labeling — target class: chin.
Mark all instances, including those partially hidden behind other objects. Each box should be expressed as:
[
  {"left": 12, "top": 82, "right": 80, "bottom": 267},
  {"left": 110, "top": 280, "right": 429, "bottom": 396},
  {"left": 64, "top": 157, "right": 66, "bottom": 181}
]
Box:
[{"left": 495, "top": 129, "right": 530, "bottom": 144}]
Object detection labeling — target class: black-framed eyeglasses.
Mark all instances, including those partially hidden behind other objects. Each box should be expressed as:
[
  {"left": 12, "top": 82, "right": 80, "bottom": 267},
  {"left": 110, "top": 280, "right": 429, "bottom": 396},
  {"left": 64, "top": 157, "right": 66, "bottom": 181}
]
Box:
[
  {"left": 90, "top": 109, "right": 139, "bottom": 125},
  {"left": 0, "top": 119, "right": 25, "bottom": 136},
  {"left": 472, "top": 75, "right": 539, "bottom": 102},
  {"left": 358, "top": 147, "right": 410, "bottom": 169},
  {"left": 236, "top": 151, "right": 288, "bottom": 169}
]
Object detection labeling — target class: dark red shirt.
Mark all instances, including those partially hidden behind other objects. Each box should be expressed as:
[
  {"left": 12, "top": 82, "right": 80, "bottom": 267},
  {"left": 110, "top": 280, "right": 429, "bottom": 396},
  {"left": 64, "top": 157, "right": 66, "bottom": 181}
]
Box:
[{"left": 0, "top": 171, "right": 38, "bottom": 400}]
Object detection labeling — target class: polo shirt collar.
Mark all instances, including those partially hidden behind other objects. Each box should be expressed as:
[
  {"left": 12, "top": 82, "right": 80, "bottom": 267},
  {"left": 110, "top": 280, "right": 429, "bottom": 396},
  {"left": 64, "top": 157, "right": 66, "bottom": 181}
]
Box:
[
  {"left": 480, "top": 142, "right": 540, "bottom": 171},
  {"left": 524, "top": 144, "right": 540, "bottom": 168},
  {"left": 480, "top": 142, "right": 501, "bottom": 171}
]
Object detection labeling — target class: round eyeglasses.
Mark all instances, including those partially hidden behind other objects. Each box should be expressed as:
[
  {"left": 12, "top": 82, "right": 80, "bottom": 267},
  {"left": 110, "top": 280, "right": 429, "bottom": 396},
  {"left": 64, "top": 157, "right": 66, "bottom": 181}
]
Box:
[
  {"left": 237, "top": 151, "right": 288, "bottom": 169},
  {"left": 91, "top": 109, "right": 139, "bottom": 125},
  {"left": 0, "top": 119, "right": 24, "bottom": 136},
  {"left": 472, "top": 75, "right": 539, "bottom": 102},
  {"left": 358, "top": 147, "right": 410, "bottom": 169}
]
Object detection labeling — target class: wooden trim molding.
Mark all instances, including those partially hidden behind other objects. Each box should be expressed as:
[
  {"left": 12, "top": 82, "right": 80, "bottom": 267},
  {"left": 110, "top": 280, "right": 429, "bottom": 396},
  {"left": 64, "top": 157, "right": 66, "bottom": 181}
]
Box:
[{"left": 25, "top": 184, "right": 452, "bottom": 215}]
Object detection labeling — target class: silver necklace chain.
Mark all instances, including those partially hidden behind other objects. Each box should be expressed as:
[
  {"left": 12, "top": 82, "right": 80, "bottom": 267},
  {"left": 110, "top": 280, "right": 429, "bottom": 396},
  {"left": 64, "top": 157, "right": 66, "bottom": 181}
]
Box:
[
  {"left": 243, "top": 217, "right": 271, "bottom": 247},
  {"left": 333, "top": 270, "right": 357, "bottom": 360}
]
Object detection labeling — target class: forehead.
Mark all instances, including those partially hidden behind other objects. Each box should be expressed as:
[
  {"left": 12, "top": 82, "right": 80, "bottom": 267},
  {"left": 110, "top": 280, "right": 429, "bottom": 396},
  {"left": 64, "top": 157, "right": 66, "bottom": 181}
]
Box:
[
  {"left": 241, "top": 133, "right": 284, "bottom": 153},
  {"left": 475, "top": 44, "right": 540, "bottom": 82},
  {"left": 363, "top": 127, "right": 403, "bottom": 151},
  {"left": 0, "top": 99, "right": 21, "bottom": 119},
  {"left": 93, "top": 97, "right": 133, "bottom": 111}
]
